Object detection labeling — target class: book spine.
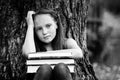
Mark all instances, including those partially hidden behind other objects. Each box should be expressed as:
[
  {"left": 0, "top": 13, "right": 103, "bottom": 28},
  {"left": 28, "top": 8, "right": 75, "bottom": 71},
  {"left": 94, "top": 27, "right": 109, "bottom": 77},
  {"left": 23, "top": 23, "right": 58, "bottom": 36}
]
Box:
[
  {"left": 28, "top": 52, "right": 73, "bottom": 59},
  {"left": 26, "top": 59, "right": 74, "bottom": 65}
]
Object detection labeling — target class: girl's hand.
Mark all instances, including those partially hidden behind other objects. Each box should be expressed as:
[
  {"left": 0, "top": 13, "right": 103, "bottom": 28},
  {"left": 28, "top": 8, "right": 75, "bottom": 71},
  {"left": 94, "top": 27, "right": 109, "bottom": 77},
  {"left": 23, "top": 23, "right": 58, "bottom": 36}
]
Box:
[{"left": 26, "top": 11, "right": 35, "bottom": 28}]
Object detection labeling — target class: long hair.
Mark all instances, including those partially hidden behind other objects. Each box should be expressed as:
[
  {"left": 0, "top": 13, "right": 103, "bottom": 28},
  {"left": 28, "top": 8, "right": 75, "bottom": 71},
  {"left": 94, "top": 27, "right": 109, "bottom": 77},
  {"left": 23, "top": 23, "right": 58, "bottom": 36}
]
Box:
[{"left": 32, "top": 9, "right": 64, "bottom": 51}]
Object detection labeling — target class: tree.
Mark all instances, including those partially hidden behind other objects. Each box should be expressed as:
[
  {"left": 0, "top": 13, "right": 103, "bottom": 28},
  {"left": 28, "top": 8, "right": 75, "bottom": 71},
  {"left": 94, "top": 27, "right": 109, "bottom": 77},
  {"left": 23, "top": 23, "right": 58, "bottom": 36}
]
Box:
[{"left": 0, "top": 0, "right": 97, "bottom": 80}]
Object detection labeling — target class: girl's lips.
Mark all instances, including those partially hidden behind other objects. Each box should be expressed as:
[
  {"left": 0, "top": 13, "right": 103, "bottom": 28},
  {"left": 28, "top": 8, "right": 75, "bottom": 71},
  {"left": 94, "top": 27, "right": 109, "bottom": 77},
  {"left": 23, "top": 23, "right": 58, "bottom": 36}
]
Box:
[{"left": 44, "top": 35, "right": 51, "bottom": 39}]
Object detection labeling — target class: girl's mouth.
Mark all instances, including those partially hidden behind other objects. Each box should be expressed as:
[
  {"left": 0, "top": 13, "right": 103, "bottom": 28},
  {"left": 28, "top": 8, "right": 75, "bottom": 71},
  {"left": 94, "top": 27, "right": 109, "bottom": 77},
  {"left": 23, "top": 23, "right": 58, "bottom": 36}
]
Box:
[{"left": 44, "top": 35, "right": 51, "bottom": 39}]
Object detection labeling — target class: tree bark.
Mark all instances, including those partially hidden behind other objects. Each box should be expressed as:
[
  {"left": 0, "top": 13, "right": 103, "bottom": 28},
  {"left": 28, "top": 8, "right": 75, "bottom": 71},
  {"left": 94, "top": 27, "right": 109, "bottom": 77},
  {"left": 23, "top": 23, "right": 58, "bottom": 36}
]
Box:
[{"left": 0, "top": 0, "right": 97, "bottom": 80}]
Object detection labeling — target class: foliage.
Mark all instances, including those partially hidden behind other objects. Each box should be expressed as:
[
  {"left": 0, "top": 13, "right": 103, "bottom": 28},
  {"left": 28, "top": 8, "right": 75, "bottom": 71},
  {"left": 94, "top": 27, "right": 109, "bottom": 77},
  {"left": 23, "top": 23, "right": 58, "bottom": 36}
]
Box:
[{"left": 94, "top": 63, "right": 120, "bottom": 80}]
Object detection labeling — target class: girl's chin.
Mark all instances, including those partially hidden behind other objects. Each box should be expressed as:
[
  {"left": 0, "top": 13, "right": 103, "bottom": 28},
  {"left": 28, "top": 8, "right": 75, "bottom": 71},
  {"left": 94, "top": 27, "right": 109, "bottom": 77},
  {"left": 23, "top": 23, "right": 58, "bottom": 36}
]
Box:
[{"left": 41, "top": 39, "right": 53, "bottom": 44}]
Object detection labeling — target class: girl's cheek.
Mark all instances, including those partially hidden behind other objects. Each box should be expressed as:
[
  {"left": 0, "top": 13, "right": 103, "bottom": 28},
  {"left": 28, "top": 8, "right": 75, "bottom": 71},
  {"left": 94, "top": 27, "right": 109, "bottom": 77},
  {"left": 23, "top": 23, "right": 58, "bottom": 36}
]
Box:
[{"left": 37, "top": 31, "right": 42, "bottom": 37}]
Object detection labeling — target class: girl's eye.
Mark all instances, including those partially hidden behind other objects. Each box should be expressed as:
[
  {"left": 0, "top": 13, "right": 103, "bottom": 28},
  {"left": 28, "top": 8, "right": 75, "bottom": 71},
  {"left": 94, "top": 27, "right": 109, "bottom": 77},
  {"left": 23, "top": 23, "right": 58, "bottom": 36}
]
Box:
[
  {"left": 46, "top": 24, "right": 51, "bottom": 28},
  {"left": 36, "top": 27, "right": 42, "bottom": 31},
  {"left": 39, "top": 27, "right": 42, "bottom": 30}
]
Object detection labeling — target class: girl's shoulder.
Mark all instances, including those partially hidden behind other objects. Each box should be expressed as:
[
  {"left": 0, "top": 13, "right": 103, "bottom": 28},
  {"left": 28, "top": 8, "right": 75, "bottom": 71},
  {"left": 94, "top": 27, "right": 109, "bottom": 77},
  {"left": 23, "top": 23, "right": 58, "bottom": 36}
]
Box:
[{"left": 64, "top": 38, "right": 79, "bottom": 49}]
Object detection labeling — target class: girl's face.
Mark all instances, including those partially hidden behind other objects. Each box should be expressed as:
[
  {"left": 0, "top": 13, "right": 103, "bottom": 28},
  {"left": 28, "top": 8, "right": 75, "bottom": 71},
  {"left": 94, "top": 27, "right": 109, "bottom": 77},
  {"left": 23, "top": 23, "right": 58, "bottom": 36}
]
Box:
[{"left": 34, "top": 14, "right": 58, "bottom": 43}]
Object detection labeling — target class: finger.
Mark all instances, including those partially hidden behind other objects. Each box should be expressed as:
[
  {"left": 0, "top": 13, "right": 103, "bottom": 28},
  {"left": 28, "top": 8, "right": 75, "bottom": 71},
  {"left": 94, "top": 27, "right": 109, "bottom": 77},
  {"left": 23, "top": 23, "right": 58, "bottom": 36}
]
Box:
[
  {"left": 28, "top": 11, "right": 35, "bottom": 16},
  {"left": 27, "top": 11, "right": 35, "bottom": 19}
]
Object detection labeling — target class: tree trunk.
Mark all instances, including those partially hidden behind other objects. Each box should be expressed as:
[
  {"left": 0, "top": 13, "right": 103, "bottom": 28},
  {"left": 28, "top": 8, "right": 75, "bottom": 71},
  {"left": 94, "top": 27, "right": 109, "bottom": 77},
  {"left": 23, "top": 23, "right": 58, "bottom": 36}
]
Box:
[{"left": 0, "top": 0, "right": 97, "bottom": 80}]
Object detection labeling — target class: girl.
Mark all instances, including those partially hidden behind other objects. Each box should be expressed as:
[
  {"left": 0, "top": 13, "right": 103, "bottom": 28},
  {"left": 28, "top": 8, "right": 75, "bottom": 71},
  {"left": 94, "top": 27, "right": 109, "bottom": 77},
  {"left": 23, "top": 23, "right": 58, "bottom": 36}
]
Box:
[{"left": 22, "top": 9, "right": 83, "bottom": 80}]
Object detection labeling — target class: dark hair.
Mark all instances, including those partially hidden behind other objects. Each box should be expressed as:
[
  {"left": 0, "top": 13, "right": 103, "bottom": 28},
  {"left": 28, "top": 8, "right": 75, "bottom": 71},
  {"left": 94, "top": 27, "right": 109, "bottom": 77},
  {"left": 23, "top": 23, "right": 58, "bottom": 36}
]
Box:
[{"left": 33, "top": 9, "right": 64, "bottom": 51}]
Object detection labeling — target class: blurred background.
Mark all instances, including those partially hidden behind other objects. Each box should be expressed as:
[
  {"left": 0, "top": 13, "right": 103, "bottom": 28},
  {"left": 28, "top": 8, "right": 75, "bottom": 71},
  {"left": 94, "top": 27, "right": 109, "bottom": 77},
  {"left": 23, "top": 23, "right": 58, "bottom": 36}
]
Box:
[{"left": 87, "top": 0, "right": 120, "bottom": 79}]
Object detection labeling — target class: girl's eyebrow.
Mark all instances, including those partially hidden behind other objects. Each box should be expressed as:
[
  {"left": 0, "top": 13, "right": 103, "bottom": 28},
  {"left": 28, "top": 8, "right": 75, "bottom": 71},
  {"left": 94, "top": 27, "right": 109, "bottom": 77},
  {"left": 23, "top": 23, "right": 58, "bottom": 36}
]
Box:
[
  {"left": 46, "top": 23, "right": 52, "bottom": 25},
  {"left": 35, "top": 26, "right": 42, "bottom": 30},
  {"left": 45, "top": 23, "right": 52, "bottom": 26}
]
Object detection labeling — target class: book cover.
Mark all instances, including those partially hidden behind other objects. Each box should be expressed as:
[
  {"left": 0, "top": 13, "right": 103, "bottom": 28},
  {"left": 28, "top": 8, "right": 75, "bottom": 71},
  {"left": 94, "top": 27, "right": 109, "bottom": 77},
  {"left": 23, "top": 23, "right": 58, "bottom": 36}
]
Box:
[
  {"left": 28, "top": 52, "right": 73, "bottom": 59},
  {"left": 26, "top": 59, "right": 74, "bottom": 65}
]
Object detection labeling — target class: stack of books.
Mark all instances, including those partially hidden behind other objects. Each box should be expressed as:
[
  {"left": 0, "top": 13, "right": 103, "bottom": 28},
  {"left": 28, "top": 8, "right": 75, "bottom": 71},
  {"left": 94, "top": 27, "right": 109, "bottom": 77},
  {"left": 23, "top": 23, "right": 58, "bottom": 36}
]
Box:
[{"left": 26, "top": 52, "right": 75, "bottom": 73}]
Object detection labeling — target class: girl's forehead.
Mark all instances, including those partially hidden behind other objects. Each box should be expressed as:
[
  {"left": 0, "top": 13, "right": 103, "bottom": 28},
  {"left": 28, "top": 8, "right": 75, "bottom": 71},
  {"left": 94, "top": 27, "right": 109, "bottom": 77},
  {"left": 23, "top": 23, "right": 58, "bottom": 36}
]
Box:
[
  {"left": 34, "top": 14, "right": 56, "bottom": 26},
  {"left": 35, "top": 14, "right": 55, "bottom": 21}
]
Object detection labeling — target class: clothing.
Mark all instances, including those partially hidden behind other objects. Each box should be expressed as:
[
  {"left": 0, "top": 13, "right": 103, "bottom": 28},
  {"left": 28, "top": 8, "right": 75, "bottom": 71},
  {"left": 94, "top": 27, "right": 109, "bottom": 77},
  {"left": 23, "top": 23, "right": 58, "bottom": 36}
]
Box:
[{"left": 33, "top": 63, "right": 73, "bottom": 80}]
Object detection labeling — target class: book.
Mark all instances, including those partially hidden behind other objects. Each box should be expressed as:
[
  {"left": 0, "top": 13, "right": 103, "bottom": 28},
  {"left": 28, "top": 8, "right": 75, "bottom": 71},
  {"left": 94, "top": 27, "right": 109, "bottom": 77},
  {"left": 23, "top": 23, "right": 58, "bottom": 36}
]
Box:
[
  {"left": 27, "top": 65, "right": 75, "bottom": 73},
  {"left": 28, "top": 52, "right": 73, "bottom": 59},
  {"left": 27, "top": 52, "right": 75, "bottom": 73},
  {"left": 26, "top": 59, "right": 74, "bottom": 65}
]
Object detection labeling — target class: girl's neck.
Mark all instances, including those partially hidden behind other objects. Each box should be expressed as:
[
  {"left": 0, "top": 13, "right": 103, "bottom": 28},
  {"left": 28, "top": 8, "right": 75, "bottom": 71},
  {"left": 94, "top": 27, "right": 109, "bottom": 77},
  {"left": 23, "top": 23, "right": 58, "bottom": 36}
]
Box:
[{"left": 44, "top": 43, "right": 53, "bottom": 51}]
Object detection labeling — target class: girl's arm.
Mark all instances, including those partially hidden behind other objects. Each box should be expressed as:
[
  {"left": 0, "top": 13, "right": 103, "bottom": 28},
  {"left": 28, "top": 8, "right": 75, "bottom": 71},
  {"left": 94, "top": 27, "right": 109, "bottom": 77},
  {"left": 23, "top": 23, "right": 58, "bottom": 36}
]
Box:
[
  {"left": 48, "top": 38, "right": 83, "bottom": 58},
  {"left": 65, "top": 38, "right": 83, "bottom": 58},
  {"left": 22, "top": 11, "right": 36, "bottom": 56}
]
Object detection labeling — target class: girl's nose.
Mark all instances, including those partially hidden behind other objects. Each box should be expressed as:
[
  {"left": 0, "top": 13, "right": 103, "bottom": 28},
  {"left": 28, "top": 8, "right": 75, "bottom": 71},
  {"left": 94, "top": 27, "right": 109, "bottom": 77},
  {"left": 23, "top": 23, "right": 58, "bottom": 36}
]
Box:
[{"left": 42, "top": 28, "right": 48, "bottom": 35}]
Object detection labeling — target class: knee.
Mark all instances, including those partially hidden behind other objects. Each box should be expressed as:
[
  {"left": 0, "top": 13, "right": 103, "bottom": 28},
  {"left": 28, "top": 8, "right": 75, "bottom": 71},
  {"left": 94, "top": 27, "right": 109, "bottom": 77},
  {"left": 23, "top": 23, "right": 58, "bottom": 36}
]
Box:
[
  {"left": 37, "top": 64, "right": 52, "bottom": 73},
  {"left": 53, "top": 63, "right": 72, "bottom": 80},
  {"left": 54, "top": 63, "right": 70, "bottom": 73},
  {"left": 54, "top": 63, "right": 67, "bottom": 70},
  {"left": 34, "top": 64, "right": 52, "bottom": 80}
]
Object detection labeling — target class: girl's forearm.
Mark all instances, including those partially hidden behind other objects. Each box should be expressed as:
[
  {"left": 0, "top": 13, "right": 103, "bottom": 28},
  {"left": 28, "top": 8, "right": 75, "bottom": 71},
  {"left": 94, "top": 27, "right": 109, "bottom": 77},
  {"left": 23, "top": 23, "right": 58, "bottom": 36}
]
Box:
[
  {"left": 47, "top": 49, "right": 83, "bottom": 58},
  {"left": 22, "top": 26, "right": 36, "bottom": 55}
]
